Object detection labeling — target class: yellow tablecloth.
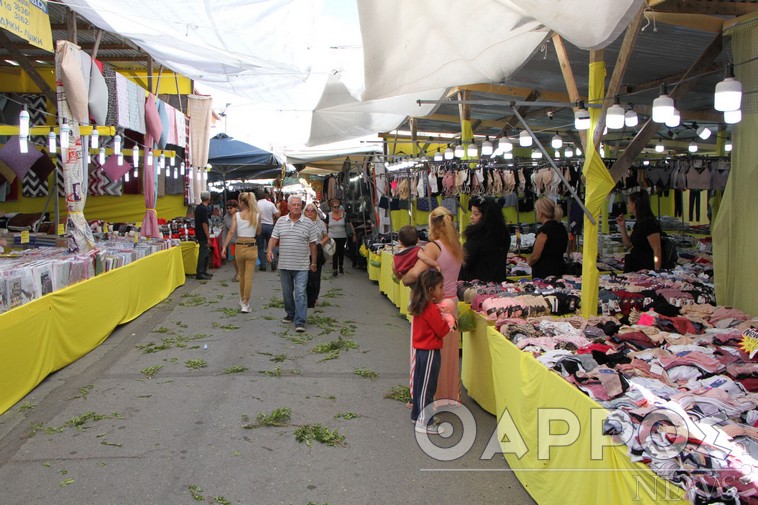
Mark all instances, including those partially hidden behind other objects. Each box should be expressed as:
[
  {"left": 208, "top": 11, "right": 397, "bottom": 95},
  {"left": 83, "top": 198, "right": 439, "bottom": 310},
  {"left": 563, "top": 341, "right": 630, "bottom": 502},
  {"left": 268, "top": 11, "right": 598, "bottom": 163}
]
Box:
[
  {"left": 180, "top": 241, "right": 198, "bottom": 275},
  {"left": 0, "top": 247, "right": 186, "bottom": 415}
]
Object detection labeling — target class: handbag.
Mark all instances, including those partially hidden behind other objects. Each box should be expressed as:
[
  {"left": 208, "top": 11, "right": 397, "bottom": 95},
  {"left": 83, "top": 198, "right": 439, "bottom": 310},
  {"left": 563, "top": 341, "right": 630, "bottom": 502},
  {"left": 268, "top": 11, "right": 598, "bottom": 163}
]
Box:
[{"left": 323, "top": 238, "right": 336, "bottom": 256}]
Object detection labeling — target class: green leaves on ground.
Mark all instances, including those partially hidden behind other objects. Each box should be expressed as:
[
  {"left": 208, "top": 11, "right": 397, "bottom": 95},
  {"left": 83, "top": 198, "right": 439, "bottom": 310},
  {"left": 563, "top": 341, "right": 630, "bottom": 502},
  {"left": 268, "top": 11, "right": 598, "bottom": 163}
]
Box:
[
  {"left": 179, "top": 294, "right": 207, "bottom": 307},
  {"left": 222, "top": 365, "right": 248, "bottom": 374},
  {"left": 137, "top": 334, "right": 210, "bottom": 354},
  {"left": 384, "top": 385, "right": 411, "bottom": 403},
  {"left": 334, "top": 412, "right": 360, "bottom": 420},
  {"left": 354, "top": 368, "right": 379, "bottom": 380},
  {"left": 185, "top": 359, "right": 207, "bottom": 370},
  {"left": 189, "top": 485, "right": 204, "bottom": 501},
  {"left": 263, "top": 297, "right": 285, "bottom": 309},
  {"left": 242, "top": 407, "right": 292, "bottom": 429},
  {"left": 140, "top": 365, "right": 163, "bottom": 379},
  {"left": 294, "top": 424, "right": 346, "bottom": 447}
]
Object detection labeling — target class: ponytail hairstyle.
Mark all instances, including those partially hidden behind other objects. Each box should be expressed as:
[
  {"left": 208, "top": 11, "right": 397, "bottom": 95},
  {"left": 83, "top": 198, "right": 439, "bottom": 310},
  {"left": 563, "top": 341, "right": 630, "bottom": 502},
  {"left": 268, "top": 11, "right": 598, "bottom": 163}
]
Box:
[
  {"left": 409, "top": 269, "right": 444, "bottom": 316},
  {"left": 535, "top": 197, "right": 563, "bottom": 222},
  {"left": 428, "top": 207, "right": 464, "bottom": 263},
  {"left": 238, "top": 192, "right": 260, "bottom": 227}
]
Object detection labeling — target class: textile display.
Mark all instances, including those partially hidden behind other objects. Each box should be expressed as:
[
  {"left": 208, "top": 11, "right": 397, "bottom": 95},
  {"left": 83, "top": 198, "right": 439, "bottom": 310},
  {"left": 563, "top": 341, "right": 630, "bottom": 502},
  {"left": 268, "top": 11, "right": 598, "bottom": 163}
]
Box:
[
  {"left": 580, "top": 61, "right": 616, "bottom": 317},
  {"left": 55, "top": 41, "right": 96, "bottom": 253},
  {"left": 187, "top": 94, "right": 212, "bottom": 203},
  {"left": 0, "top": 247, "right": 185, "bottom": 416},
  {"left": 58, "top": 40, "right": 89, "bottom": 123},
  {"left": 0, "top": 139, "right": 42, "bottom": 181},
  {"left": 88, "top": 59, "right": 108, "bottom": 125},
  {"left": 141, "top": 132, "right": 161, "bottom": 238},
  {"left": 713, "top": 22, "right": 758, "bottom": 315}
]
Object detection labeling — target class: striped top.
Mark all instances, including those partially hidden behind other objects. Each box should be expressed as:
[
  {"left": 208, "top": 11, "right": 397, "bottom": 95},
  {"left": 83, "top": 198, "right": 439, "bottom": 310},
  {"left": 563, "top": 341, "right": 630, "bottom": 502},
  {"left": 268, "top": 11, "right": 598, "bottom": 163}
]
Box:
[{"left": 272, "top": 214, "right": 319, "bottom": 270}]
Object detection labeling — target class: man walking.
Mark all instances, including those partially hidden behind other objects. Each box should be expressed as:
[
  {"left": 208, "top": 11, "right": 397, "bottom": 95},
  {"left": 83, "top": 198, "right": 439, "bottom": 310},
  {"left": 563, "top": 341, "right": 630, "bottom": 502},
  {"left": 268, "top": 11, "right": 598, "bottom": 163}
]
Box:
[
  {"left": 256, "top": 189, "right": 280, "bottom": 272},
  {"left": 267, "top": 195, "right": 318, "bottom": 333},
  {"left": 194, "top": 191, "right": 214, "bottom": 280}
]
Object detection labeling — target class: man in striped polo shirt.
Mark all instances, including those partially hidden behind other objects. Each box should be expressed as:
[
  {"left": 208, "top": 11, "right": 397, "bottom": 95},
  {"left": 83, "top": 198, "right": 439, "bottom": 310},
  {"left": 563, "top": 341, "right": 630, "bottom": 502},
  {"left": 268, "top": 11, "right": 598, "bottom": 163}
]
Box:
[{"left": 267, "top": 195, "right": 319, "bottom": 333}]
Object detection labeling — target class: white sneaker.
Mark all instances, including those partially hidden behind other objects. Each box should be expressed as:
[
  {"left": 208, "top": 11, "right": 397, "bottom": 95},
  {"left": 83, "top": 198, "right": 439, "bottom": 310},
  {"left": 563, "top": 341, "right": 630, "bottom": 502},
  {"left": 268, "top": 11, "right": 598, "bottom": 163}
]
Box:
[
  {"left": 414, "top": 422, "right": 446, "bottom": 435},
  {"left": 238, "top": 300, "right": 245, "bottom": 309},
  {"left": 241, "top": 304, "right": 251, "bottom": 313}
]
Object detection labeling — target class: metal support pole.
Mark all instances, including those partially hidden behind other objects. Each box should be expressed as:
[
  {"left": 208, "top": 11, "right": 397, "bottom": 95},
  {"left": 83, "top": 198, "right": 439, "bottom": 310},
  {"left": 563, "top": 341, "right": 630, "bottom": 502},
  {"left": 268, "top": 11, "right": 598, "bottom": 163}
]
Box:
[{"left": 510, "top": 107, "right": 596, "bottom": 226}]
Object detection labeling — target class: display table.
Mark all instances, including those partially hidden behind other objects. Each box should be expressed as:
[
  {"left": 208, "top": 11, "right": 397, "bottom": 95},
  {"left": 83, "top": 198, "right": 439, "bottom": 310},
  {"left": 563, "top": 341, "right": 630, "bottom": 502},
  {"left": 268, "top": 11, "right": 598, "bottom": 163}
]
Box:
[
  {"left": 0, "top": 247, "right": 185, "bottom": 415},
  {"left": 209, "top": 235, "right": 222, "bottom": 269},
  {"left": 180, "top": 241, "right": 198, "bottom": 275},
  {"left": 458, "top": 310, "right": 687, "bottom": 504}
]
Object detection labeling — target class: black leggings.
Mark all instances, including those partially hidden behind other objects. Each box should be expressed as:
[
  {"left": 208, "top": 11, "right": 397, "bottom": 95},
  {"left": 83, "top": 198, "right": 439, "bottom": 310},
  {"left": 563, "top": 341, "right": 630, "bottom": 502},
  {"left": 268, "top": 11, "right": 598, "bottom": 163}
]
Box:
[{"left": 332, "top": 237, "right": 347, "bottom": 271}]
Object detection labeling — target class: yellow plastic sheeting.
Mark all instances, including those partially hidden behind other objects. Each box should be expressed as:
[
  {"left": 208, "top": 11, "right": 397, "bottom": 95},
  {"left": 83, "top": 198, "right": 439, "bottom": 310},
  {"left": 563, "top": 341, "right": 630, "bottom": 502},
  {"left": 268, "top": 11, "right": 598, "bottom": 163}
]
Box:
[
  {"left": 0, "top": 194, "right": 188, "bottom": 224},
  {"left": 0, "top": 247, "right": 185, "bottom": 415},
  {"left": 486, "top": 329, "right": 687, "bottom": 504},
  {"left": 180, "top": 241, "right": 199, "bottom": 275},
  {"left": 714, "top": 23, "right": 758, "bottom": 314},
  {"left": 389, "top": 209, "right": 412, "bottom": 231},
  {"left": 379, "top": 250, "right": 410, "bottom": 316},
  {"left": 460, "top": 311, "right": 497, "bottom": 414},
  {"left": 580, "top": 61, "right": 616, "bottom": 317},
  {"left": 368, "top": 252, "right": 382, "bottom": 281}
]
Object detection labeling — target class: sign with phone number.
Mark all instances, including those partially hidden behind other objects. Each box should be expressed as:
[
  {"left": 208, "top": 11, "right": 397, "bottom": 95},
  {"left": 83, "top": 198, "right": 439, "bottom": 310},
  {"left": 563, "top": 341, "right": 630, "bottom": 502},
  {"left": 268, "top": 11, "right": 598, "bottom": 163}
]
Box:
[{"left": 0, "top": 0, "right": 53, "bottom": 52}]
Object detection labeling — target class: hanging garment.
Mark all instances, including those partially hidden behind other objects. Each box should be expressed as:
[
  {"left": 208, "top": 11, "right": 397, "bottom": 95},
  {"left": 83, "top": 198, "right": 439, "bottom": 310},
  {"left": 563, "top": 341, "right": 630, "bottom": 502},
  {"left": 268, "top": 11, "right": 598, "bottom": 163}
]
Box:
[{"left": 686, "top": 159, "right": 712, "bottom": 190}]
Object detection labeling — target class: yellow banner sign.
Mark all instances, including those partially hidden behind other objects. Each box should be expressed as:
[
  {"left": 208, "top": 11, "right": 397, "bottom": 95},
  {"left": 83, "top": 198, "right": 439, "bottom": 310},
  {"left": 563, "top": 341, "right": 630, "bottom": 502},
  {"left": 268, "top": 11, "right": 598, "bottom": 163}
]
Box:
[{"left": 0, "top": 0, "right": 53, "bottom": 52}]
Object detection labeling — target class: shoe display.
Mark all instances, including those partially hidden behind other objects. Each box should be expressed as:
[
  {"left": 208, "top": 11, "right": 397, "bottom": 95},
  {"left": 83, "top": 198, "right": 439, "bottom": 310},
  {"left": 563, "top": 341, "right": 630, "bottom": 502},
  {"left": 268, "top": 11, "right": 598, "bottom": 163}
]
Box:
[
  {"left": 281, "top": 317, "right": 293, "bottom": 323},
  {"left": 295, "top": 326, "right": 306, "bottom": 333}
]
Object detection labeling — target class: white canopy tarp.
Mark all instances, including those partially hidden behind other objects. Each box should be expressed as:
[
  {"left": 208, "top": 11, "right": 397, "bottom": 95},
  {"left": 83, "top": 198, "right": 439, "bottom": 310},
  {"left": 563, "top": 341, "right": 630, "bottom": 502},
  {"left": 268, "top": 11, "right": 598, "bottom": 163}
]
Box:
[{"left": 63, "top": 0, "right": 644, "bottom": 147}]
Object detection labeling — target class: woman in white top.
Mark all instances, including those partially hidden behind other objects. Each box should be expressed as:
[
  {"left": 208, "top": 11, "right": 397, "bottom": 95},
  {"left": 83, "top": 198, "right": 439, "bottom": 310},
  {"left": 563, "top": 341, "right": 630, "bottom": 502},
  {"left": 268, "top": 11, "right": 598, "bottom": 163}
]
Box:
[
  {"left": 326, "top": 198, "right": 353, "bottom": 277},
  {"left": 222, "top": 192, "right": 261, "bottom": 312},
  {"left": 304, "top": 202, "right": 329, "bottom": 308}
]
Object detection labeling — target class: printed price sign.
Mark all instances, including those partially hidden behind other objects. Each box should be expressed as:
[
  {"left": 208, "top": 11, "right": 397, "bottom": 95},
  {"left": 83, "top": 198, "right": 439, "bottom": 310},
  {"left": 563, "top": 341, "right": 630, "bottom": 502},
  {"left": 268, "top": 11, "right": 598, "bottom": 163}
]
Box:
[
  {"left": 740, "top": 328, "right": 758, "bottom": 359},
  {"left": 20, "top": 230, "right": 29, "bottom": 244},
  {"left": 58, "top": 224, "right": 65, "bottom": 236}
]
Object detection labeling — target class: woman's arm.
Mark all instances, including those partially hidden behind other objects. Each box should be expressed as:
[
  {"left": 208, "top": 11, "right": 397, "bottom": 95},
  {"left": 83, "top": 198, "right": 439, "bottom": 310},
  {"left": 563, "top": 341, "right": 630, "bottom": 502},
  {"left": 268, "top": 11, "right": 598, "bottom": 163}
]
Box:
[
  {"left": 401, "top": 242, "right": 440, "bottom": 286},
  {"left": 647, "top": 232, "right": 662, "bottom": 270},
  {"left": 527, "top": 233, "right": 547, "bottom": 266},
  {"left": 616, "top": 215, "right": 632, "bottom": 249}
]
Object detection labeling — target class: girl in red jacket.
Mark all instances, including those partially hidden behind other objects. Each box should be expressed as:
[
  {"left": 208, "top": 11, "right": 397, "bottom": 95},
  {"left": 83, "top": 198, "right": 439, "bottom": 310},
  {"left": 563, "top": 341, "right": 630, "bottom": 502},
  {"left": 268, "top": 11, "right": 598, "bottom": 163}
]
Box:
[{"left": 409, "top": 270, "right": 452, "bottom": 435}]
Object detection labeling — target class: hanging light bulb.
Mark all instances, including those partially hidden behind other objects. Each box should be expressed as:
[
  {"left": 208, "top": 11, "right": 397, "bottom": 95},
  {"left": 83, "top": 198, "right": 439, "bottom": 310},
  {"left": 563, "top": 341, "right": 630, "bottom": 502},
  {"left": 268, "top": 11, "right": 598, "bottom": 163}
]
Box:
[
  {"left": 433, "top": 148, "right": 443, "bottom": 162},
  {"left": 688, "top": 142, "right": 698, "bottom": 153},
  {"left": 124, "top": 170, "right": 130, "bottom": 182},
  {"left": 574, "top": 101, "right": 590, "bottom": 130},
  {"left": 180, "top": 162, "right": 186, "bottom": 175},
  {"left": 575, "top": 147, "right": 582, "bottom": 156},
  {"left": 503, "top": 152, "right": 513, "bottom": 160},
  {"left": 665, "top": 108, "right": 680, "bottom": 128},
  {"left": 454, "top": 141, "right": 464, "bottom": 158},
  {"left": 170, "top": 154, "right": 176, "bottom": 167},
  {"left": 599, "top": 143, "right": 605, "bottom": 158},
  {"left": 48, "top": 130, "right": 56, "bottom": 154},
  {"left": 606, "top": 97, "right": 625, "bottom": 129},
  {"left": 725, "top": 139, "right": 733, "bottom": 152},
  {"left": 466, "top": 142, "right": 478, "bottom": 158},
  {"left": 19, "top": 107, "right": 30, "bottom": 138},
  {"left": 554, "top": 150, "right": 561, "bottom": 159},
  {"left": 724, "top": 109, "right": 741, "bottom": 124},
  {"left": 98, "top": 147, "right": 106, "bottom": 165},
  {"left": 113, "top": 134, "right": 122, "bottom": 155},
  {"left": 643, "top": 160, "right": 650, "bottom": 166},
  {"left": 147, "top": 149, "right": 154, "bottom": 167},
  {"left": 714, "top": 63, "right": 742, "bottom": 112},
  {"left": 624, "top": 105, "right": 638, "bottom": 127},
  {"left": 90, "top": 126, "right": 99, "bottom": 150},
  {"left": 443, "top": 144, "right": 454, "bottom": 160},
  {"left": 133, "top": 164, "right": 139, "bottom": 177},
  {"left": 519, "top": 130, "right": 532, "bottom": 147},
  {"left": 500, "top": 138, "right": 513, "bottom": 153},
  {"left": 60, "top": 121, "right": 70, "bottom": 150},
  {"left": 159, "top": 152, "right": 166, "bottom": 170},
  {"left": 481, "top": 136, "right": 493, "bottom": 156},
  {"left": 696, "top": 124, "right": 712, "bottom": 140},
  {"left": 531, "top": 149, "right": 542, "bottom": 159},
  {"left": 173, "top": 166, "right": 178, "bottom": 179},
  {"left": 132, "top": 145, "right": 140, "bottom": 167},
  {"left": 652, "top": 84, "right": 675, "bottom": 123},
  {"left": 117, "top": 153, "right": 123, "bottom": 166},
  {"left": 565, "top": 147, "right": 574, "bottom": 158},
  {"left": 655, "top": 140, "right": 665, "bottom": 153},
  {"left": 551, "top": 133, "right": 563, "bottom": 149}
]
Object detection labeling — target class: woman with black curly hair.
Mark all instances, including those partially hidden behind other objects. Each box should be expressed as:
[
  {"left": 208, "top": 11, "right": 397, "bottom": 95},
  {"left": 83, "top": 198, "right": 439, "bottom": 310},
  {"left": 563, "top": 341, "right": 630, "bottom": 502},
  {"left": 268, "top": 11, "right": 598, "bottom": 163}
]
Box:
[{"left": 458, "top": 196, "right": 511, "bottom": 283}]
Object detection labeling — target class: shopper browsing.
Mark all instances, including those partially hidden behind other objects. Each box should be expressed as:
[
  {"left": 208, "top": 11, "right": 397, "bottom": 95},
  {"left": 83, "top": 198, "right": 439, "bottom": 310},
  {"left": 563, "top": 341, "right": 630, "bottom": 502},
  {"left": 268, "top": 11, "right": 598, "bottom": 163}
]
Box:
[
  {"left": 194, "top": 191, "right": 213, "bottom": 280},
  {"left": 392, "top": 225, "right": 438, "bottom": 281},
  {"left": 304, "top": 202, "right": 329, "bottom": 308},
  {"left": 528, "top": 197, "right": 569, "bottom": 279},
  {"left": 459, "top": 196, "right": 510, "bottom": 283},
  {"left": 326, "top": 198, "right": 354, "bottom": 277},
  {"left": 409, "top": 269, "right": 453, "bottom": 435},
  {"left": 221, "top": 192, "right": 261, "bottom": 313},
  {"left": 255, "top": 189, "right": 280, "bottom": 272},
  {"left": 267, "top": 195, "right": 319, "bottom": 333},
  {"left": 617, "top": 190, "right": 663, "bottom": 272},
  {"left": 222, "top": 199, "right": 239, "bottom": 281}
]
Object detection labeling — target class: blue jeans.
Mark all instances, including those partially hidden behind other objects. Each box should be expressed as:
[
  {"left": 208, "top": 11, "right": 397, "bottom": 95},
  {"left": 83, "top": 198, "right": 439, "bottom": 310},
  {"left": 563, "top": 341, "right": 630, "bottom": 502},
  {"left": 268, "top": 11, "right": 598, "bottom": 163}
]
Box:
[
  {"left": 257, "top": 223, "right": 274, "bottom": 269},
  {"left": 279, "top": 269, "right": 309, "bottom": 326}
]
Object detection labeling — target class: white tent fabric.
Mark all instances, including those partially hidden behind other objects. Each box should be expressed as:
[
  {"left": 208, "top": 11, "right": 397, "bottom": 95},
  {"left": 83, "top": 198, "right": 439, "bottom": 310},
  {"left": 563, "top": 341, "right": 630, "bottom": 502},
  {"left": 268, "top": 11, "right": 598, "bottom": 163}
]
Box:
[{"left": 63, "top": 0, "right": 643, "bottom": 147}]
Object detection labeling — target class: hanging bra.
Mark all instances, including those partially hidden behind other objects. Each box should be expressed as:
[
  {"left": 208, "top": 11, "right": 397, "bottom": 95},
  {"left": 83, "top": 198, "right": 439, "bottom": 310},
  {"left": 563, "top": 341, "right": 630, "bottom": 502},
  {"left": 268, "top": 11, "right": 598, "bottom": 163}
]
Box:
[{"left": 686, "top": 159, "right": 712, "bottom": 190}]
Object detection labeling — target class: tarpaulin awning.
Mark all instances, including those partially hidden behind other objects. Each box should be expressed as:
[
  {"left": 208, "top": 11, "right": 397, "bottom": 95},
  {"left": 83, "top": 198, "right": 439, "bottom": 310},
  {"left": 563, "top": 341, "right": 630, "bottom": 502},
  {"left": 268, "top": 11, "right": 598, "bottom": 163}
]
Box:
[{"left": 207, "top": 133, "right": 282, "bottom": 181}]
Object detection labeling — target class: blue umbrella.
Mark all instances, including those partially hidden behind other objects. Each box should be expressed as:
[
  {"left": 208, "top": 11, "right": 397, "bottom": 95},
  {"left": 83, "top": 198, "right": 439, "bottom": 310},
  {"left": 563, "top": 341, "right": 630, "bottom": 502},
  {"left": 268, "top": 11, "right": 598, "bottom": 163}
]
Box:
[{"left": 207, "top": 133, "right": 281, "bottom": 181}]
